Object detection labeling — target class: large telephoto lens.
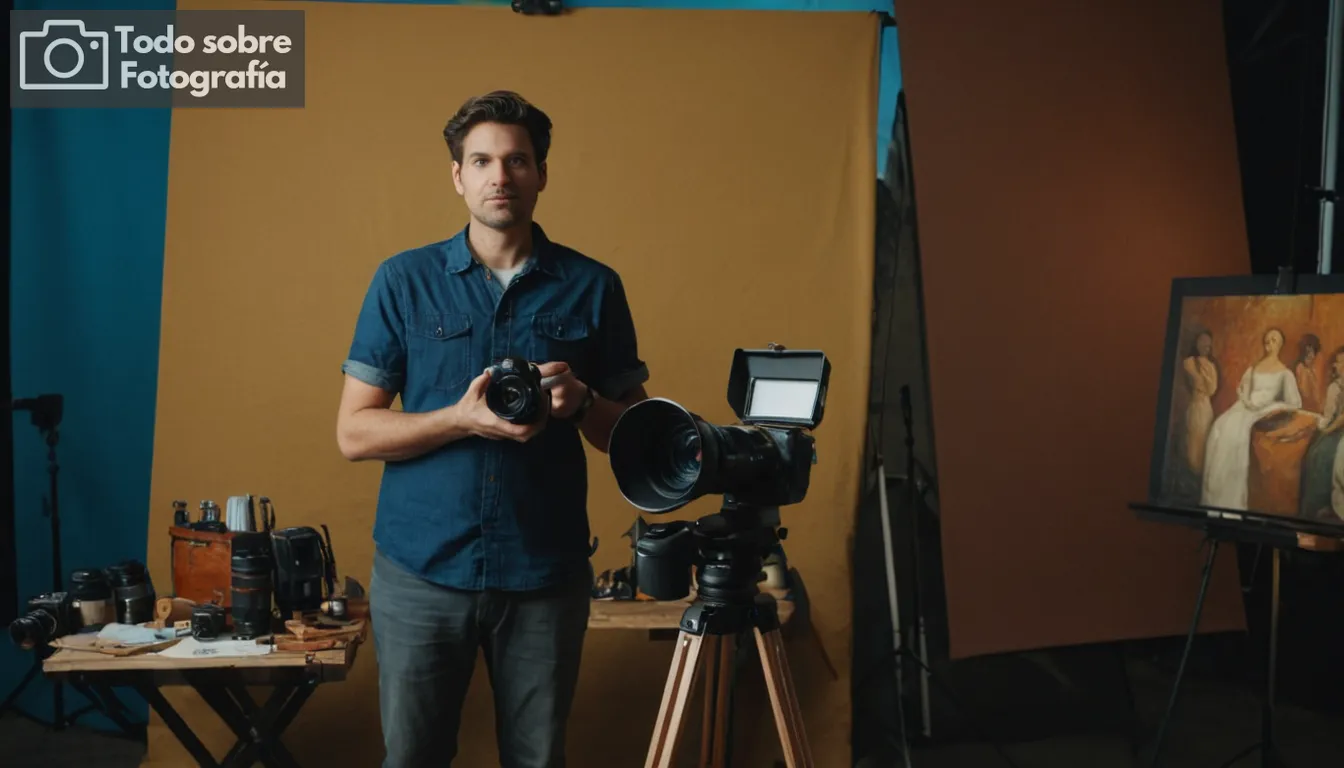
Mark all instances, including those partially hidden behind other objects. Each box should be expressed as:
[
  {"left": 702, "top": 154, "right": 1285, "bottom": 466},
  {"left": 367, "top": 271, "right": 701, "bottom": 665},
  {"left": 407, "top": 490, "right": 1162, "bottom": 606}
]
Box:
[
  {"left": 231, "top": 552, "right": 273, "bottom": 640},
  {"left": 608, "top": 398, "right": 784, "bottom": 513}
]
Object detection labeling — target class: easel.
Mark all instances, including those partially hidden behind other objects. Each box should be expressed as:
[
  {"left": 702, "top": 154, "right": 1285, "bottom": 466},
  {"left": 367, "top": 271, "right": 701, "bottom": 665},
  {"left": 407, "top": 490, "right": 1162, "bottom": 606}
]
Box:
[{"left": 1130, "top": 495, "right": 1344, "bottom": 768}]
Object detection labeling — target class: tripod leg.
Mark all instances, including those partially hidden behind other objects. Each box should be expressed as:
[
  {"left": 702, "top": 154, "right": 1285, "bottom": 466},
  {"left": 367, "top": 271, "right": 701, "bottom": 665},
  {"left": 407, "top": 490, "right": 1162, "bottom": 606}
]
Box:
[
  {"left": 754, "top": 627, "right": 813, "bottom": 768},
  {"left": 647, "top": 631, "right": 705, "bottom": 768},
  {"left": 698, "top": 634, "right": 733, "bottom": 767}
]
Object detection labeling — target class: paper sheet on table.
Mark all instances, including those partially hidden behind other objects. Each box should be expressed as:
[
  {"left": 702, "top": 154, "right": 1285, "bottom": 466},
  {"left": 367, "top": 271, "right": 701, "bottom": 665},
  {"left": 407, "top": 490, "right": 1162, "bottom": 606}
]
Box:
[{"left": 155, "top": 636, "right": 273, "bottom": 659}]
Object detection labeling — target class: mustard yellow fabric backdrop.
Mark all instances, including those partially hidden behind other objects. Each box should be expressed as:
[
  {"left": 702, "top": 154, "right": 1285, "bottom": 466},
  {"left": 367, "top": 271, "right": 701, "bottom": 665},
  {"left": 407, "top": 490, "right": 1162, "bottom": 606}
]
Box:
[{"left": 144, "top": 1, "right": 877, "bottom": 764}]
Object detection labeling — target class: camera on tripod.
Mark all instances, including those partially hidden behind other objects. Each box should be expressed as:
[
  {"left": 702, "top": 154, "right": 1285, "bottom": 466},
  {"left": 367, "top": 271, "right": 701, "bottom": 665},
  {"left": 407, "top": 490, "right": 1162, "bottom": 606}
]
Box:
[
  {"left": 486, "top": 356, "right": 549, "bottom": 425},
  {"left": 608, "top": 345, "right": 829, "bottom": 603}
]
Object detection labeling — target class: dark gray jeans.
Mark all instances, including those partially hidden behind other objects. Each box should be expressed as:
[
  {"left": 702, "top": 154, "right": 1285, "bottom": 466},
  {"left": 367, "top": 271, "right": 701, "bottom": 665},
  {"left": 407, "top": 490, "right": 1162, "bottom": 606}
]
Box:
[{"left": 370, "top": 550, "right": 591, "bottom": 768}]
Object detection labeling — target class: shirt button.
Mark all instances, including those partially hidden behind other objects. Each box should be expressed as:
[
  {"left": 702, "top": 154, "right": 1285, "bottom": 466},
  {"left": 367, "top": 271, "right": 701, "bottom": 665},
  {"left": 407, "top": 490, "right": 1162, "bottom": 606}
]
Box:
[
  {"left": 435, "top": 326, "right": 443, "bottom": 337},
  {"left": 488, "top": 475, "right": 495, "bottom": 483}
]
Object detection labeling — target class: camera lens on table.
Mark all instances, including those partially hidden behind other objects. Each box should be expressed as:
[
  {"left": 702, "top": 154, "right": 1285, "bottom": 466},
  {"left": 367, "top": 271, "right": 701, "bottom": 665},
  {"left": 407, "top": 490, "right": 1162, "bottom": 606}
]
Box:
[
  {"left": 69, "top": 568, "right": 115, "bottom": 628},
  {"left": 105, "top": 560, "right": 156, "bottom": 625},
  {"left": 231, "top": 551, "right": 273, "bottom": 639}
]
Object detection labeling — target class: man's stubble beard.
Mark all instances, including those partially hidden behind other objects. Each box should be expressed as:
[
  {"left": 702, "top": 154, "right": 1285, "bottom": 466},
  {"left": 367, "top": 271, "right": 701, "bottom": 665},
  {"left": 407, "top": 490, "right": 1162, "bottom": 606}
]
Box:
[{"left": 473, "top": 200, "right": 529, "bottom": 231}]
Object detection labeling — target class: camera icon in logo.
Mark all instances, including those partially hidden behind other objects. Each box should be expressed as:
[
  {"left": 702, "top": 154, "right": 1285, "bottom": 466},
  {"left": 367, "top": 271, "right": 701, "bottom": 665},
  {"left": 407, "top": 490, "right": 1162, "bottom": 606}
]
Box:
[{"left": 18, "top": 20, "right": 110, "bottom": 91}]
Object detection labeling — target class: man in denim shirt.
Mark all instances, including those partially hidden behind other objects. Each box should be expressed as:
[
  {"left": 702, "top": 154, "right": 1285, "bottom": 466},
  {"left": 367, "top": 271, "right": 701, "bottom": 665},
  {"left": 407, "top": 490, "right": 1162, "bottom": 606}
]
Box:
[{"left": 336, "top": 91, "right": 649, "bottom": 768}]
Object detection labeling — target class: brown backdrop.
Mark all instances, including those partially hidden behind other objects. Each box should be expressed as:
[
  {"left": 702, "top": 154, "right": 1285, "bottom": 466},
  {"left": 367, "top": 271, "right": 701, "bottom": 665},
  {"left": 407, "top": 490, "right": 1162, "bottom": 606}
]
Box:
[
  {"left": 143, "top": 1, "right": 878, "bottom": 765},
  {"left": 893, "top": 0, "right": 1253, "bottom": 659}
]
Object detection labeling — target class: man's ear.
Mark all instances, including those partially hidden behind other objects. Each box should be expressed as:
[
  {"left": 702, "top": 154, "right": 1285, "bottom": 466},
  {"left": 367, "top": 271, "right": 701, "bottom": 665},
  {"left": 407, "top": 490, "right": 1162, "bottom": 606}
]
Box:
[
  {"left": 538, "top": 161, "right": 548, "bottom": 193},
  {"left": 451, "top": 160, "right": 464, "bottom": 196}
]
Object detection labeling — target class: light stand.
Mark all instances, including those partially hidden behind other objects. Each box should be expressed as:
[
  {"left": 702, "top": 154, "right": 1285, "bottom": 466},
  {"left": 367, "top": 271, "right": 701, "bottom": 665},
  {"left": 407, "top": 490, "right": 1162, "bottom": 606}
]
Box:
[
  {"left": 873, "top": 450, "right": 912, "bottom": 768},
  {"left": 1314, "top": 0, "right": 1341, "bottom": 274},
  {"left": 0, "top": 394, "right": 67, "bottom": 729},
  {"left": 899, "top": 386, "right": 934, "bottom": 740},
  {"left": 874, "top": 386, "right": 934, "bottom": 758}
]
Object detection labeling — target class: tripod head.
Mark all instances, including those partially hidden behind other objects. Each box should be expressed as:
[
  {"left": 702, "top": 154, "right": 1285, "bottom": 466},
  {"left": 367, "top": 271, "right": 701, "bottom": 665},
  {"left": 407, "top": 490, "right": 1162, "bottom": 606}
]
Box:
[
  {"left": 690, "top": 498, "right": 783, "bottom": 608},
  {"left": 634, "top": 496, "right": 784, "bottom": 605},
  {"left": 13, "top": 395, "right": 63, "bottom": 446}
]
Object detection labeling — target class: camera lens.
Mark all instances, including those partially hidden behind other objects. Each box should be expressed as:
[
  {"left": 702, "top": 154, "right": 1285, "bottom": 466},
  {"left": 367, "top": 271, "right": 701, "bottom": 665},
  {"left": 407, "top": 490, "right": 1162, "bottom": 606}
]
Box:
[
  {"left": 9, "top": 610, "right": 57, "bottom": 650},
  {"left": 106, "top": 560, "right": 156, "bottom": 625},
  {"left": 649, "top": 423, "right": 702, "bottom": 500},
  {"left": 486, "top": 359, "right": 544, "bottom": 425},
  {"left": 69, "top": 568, "right": 115, "bottom": 628},
  {"left": 231, "top": 552, "right": 273, "bottom": 640}
]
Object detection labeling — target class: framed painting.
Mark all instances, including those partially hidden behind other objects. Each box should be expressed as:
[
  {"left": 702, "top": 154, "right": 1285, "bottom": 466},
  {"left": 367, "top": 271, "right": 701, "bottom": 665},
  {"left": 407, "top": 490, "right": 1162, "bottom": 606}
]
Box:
[{"left": 1148, "top": 273, "right": 1344, "bottom": 532}]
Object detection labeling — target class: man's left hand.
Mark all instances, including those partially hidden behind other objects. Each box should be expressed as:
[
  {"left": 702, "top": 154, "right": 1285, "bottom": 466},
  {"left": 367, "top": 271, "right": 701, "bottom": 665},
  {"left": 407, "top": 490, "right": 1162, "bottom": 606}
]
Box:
[{"left": 537, "top": 362, "right": 590, "bottom": 420}]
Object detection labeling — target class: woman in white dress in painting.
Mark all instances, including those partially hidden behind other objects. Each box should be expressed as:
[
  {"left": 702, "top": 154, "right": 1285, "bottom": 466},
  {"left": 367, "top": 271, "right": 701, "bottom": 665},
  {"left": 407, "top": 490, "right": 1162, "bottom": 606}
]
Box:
[{"left": 1201, "top": 328, "right": 1303, "bottom": 510}]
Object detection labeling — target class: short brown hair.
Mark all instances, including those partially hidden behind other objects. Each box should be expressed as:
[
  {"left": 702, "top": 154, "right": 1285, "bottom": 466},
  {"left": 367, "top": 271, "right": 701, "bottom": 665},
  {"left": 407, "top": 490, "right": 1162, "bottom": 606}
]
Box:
[{"left": 442, "top": 90, "right": 553, "bottom": 166}]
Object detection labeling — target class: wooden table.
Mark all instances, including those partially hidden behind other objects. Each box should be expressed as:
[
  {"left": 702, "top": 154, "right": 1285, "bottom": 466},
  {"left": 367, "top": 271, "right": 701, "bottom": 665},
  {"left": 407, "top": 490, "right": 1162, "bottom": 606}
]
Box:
[
  {"left": 588, "top": 588, "right": 794, "bottom": 632},
  {"left": 42, "top": 634, "right": 363, "bottom": 768}
]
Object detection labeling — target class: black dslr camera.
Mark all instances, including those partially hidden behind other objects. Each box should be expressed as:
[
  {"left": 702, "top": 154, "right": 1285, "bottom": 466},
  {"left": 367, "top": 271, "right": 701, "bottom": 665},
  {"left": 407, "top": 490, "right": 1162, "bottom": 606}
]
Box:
[
  {"left": 9, "top": 592, "right": 79, "bottom": 650},
  {"left": 607, "top": 346, "right": 829, "bottom": 603},
  {"left": 486, "top": 356, "right": 548, "bottom": 425}
]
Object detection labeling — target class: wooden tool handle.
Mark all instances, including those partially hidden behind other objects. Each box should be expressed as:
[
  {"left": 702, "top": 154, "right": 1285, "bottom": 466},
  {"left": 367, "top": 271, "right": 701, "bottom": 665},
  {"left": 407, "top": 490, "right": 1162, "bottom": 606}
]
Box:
[{"left": 155, "top": 597, "right": 197, "bottom": 623}]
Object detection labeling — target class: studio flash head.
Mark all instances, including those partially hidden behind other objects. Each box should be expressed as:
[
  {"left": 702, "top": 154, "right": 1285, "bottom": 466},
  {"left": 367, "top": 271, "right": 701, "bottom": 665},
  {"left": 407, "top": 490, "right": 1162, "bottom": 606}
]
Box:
[{"left": 486, "top": 356, "right": 547, "bottom": 425}]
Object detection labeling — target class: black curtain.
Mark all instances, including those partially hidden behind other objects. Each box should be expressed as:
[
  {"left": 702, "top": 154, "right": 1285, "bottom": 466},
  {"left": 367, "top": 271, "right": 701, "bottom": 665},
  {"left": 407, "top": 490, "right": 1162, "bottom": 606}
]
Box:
[
  {"left": 1, "top": 0, "right": 16, "bottom": 628},
  {"left": 0, "top": 0, "right": 15, "bottom": 626},
  {"left": 1224, "top": 0, "right": 1339, "bottom": 276}
]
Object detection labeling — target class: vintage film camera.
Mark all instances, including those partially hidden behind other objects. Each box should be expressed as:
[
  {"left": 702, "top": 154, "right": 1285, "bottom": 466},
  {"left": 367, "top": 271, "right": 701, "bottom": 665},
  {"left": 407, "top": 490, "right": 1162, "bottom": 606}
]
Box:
[
  {"left": 607, "top": 346, "right": 829, "bottom": 602},
  {"left": 7, "top": 562, "right": 144, "bottom": 650},
  {"left": 9, "top": 592, "right": 81, "bottom": 651},
  {"left": 486, "top": 356, "right": 548, "bottom": 425}
]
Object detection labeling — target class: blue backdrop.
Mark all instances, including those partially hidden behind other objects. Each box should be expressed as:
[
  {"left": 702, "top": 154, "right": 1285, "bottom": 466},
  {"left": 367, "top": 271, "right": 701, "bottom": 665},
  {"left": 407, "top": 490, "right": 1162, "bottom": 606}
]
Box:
[{"left": 5, "top": 0, "right": 899, "bottom": 731}]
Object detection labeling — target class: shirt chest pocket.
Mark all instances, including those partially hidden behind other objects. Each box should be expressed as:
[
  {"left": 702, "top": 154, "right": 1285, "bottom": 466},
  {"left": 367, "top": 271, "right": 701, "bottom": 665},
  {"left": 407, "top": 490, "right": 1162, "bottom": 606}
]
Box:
[
  {"left": 529, "top": 313, "right": 592, "bottom": 368},
  {"left": 409, "top": 312, "right": 473, "bottom": 393}
]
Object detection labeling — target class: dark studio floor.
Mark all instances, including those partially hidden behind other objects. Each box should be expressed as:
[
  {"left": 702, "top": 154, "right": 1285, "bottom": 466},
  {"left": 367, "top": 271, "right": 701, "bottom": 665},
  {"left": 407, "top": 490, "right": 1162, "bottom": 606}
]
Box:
[
  {"left": 849, "top": 476, "right": 1344, "bottom": 768},
  {"left": 1, "top": 641, "right": 1343, "bottom": 768}
]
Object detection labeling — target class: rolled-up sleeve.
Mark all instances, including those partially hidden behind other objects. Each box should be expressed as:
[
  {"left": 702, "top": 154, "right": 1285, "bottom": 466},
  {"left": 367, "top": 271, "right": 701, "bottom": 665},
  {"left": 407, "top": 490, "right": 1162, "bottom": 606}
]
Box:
[
  {"left": 591, "top": 272, "right": 649, "bottom": 402},
  {"left": 341, "top": 260, "right": 407, "bottom": 394}
]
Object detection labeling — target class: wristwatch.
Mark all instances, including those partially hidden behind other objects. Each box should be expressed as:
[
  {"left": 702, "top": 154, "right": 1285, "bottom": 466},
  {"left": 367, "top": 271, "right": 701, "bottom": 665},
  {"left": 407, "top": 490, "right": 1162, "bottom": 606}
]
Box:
[{"left": 568, "top": 385, "right": 595, "bottom": 424}]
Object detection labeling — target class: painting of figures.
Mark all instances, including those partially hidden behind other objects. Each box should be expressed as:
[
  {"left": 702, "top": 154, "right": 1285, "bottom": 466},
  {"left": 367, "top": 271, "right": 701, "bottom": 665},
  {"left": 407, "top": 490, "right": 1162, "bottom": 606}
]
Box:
[{"left": 1152, "top": 275, "right": 1344, "bottom": 528}]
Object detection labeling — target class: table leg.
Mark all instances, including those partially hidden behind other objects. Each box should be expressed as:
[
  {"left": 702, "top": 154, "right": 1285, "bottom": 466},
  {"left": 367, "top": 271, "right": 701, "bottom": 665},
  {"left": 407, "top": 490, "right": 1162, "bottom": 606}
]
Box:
[
  {"left": 67, "top": 677, "right": 147, "bottom": 740},
  {"left": 132, "top": 681, "right": 221, "bottom": 768},
  {"left": 185, "top": 672, "right": 317, "bottom": 768}
]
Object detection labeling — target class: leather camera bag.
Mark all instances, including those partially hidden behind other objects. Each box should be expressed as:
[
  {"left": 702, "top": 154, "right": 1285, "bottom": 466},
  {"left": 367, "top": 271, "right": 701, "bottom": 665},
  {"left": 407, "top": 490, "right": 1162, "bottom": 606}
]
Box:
[{"left": 169, "top": 527, "right": 271, "bottom": 608}]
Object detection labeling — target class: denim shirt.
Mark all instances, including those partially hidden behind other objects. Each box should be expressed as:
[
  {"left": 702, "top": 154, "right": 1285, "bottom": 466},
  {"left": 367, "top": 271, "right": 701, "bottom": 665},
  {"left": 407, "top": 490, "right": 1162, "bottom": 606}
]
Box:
[{"left": 342, "top": 223, "right": 649, "bottom": 591}]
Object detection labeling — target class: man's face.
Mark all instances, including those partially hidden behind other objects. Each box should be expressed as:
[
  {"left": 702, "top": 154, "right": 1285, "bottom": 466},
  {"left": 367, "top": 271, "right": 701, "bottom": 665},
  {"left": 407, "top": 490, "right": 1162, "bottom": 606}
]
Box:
[{"left": 452, "top": 121, "right": 547, "bottom": 231}]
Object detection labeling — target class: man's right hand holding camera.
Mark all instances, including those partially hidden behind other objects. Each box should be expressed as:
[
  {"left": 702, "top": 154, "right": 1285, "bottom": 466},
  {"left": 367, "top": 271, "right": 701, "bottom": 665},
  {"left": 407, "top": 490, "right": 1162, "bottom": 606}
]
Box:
[{"left": 337, "top": 370, "right": 544, "bottom": 462}]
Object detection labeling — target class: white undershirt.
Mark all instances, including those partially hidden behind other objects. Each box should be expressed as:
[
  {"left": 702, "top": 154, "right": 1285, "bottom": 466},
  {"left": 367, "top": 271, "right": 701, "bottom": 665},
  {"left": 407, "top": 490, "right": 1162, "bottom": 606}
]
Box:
[{"left": 488, "top": 260, "right": 528, "bottom": 288}]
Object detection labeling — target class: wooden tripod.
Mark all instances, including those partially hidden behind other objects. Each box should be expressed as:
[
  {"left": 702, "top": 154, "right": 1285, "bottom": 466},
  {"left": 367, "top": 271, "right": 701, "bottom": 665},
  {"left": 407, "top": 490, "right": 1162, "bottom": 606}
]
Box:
[{"left": 645, "top": 593, "right": 813, "bottom": 768}]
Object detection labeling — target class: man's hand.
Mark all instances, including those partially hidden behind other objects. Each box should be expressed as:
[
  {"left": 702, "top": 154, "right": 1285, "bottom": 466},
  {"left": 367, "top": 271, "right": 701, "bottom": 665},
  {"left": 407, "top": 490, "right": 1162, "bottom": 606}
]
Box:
[
  {"left": 537, "top": 362, "right": 589, "bottom": 420},
  {"left": 454, "top": 369, "right": 548, "bottom": 442}
]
